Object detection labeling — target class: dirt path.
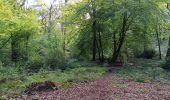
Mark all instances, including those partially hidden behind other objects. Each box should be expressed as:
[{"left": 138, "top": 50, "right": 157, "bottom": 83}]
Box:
[{"left": 16, "top": 72, "right": 170, "bottom": 100}]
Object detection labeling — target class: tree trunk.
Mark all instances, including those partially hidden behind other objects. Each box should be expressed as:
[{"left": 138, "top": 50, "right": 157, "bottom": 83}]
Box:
[
  {"left": 166, "top": 36, "right": 170, "bottom": 60},
  {"left": 92, "top": 0, "right": 97, "bottom": 61},
  {"left": 111, "top": 14, "right": 127, "bottom": 63},
  {"left": 96, "top": 38, "right": 101, "bottom": 61},
  {"left": 111, "top": 34, "right": 126, "bottom": 63},
  {"left": 156, "top": 23, "right": 162, "bottom": 59},
  {"left": 92, "top": 20, "right": 97, "bottom": 61},
  {"left": 112, "top": 32, "right": 117, "bottom": 56},
  {"left": 143, "top": 25, "right": 148, "bottom": 53},
  {"left": 98, "top": 30, "right": 104, "bottom": 62}
]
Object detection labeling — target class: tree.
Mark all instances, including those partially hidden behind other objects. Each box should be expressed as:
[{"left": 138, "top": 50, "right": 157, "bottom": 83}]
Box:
[
  {"left": 0, "top": 0, "right": 39, "bottom": 62},
  {"left": 63, "top": 0, "right": 167, "bottom": 63}
]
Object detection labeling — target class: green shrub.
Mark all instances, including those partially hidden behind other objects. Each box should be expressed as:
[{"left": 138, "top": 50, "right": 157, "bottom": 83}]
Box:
[
  {"left": 44, "top": 49, "right": 66, "bottom": 70},
  {"left": 134, "top": 49, "right": 156, "bottom": 59},
  {"left": 24, "top": 58, "right": 44, "bottom": 73},
  {"left": 0, "top": 65, "right": 20, "bottom": 79},
  {"left": 23, "top": 33, "right": 66, "bottom": 72},
  {"left": 117, "top": 65, "right": 167, "bottom": 82},
  {"left": 162, "top": 59, "right": 170, "bottom": 70},
  {"left": 133, "top": 49, "right": 143, "bottom": 58},
  {"left": 141, "top": 49, "right": 156, "bottom": 59}
]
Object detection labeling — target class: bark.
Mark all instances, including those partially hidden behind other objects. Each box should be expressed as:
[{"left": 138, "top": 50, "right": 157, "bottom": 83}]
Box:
[
  {"left": 92, "top": 0, "right": 97, "bottom": 61},
  {"left": 98, "top": 31, "right": 104, "bottom": 62},
  {"left": 96, "top": 38, "right": 101, "bottom": 61},
  {"left": 111, "top": 14, "right": 127, "bottom": 63},
  {"left": 166, "top": 36, "right": 170, "bottom": 60},
  {"left": 111, "top": 35, "right": 126, "bottom": 63},
  {"left": 156, "top": 24, "right": 161, "bottom": 59},
  {"left": 92, "top": 20, "right": 97, "bottom": 61},
  {"left": 112, "top": 32, "right": 117, "bottom": 55},
  {"left": 143, "top": 26, "right": 147, "bottom": 52},
  {"left": 166, "top": 4, "right": 170, "bottom": 60}
]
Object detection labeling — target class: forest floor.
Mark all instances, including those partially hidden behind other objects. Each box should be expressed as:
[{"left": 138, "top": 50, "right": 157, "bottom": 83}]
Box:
[{"left": 16, "top": 68, "right": 170, "bottom": 100}]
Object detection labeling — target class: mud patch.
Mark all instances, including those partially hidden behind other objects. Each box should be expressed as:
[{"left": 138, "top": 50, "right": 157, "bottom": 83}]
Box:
[{"left": 23, "top": 81, "right": 61, "bottom": 95}]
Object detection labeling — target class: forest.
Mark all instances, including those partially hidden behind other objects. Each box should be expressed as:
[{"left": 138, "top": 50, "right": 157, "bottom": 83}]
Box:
[{"left": 0, "top": 0, "right": 170, "bottom": 99}]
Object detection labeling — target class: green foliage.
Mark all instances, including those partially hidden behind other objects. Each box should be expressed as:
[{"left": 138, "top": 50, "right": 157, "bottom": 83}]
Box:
[
  {"left": 117, "top": 61, "right": 168, "bottom": 83},
  {"left": 0, "top": 0, "right": 170, "bottom": 98},
  {"left": 23, "top": 33, "right": 65, "bottom": 72},
  {"left": 0, "top": 64, "right": 107, "bottom": 98},
  {"left": 141, "top": 49, "right": 156, "bottom": 59},
  {"left": 162, "top": 59, "right": 170, "bottom": 70},
  {"left": 66, "top": 60, "right": 101, "bottom": 69},
  {"left": 0, "top": 0, "right": 39, "bottom": 64},
  {"left": 63, "top": 0, "right": 168, "bottom": 60}
]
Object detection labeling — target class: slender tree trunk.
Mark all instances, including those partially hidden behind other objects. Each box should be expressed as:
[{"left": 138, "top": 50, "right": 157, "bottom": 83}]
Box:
[
  {"left": 111, "top": 32, "right": 117, "bottom": 62},
  {"left": 92, "top": 0, "right": 97, "bottom": 61},
  {"left": 111, "top": 34, "right": 126, "bottom": 63},
  {"left": 92, "top": 20, "right": 97, "bottom": 61},
  {"left": 166, "top": 36, "right": 170, "bottom": 60},
  {"left": 156, "top": 23, "right": 162, "bottom": 59},
  {"left": 113, "top": 32, "right": 117, "bottom": 55},
  {"left": 143, "top": 26, "right": 147, "bottom": 53},
  {"left": 98, "top": 30, "right": 104, "bottom": 62},
  {"left": 165, "top": 3, "right": 170, "bottom": 62},
  {"left": 96, "top": 39, "right": 101, "bottom": 61},
  {"left": 111, "top": 14, "right": 127, "bottom": 63}
]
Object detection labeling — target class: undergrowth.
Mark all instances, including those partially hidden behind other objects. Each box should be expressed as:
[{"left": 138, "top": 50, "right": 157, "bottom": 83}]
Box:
[
  {"left": 0, "top": 62, "right": 107, "bottom": 99},
  {"left": 117, "top": 60, "right": 169, "bottom": 83}
]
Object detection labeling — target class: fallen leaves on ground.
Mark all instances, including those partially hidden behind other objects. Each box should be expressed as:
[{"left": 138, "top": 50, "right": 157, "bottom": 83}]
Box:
[{"left": 16, "top": 74, "right": 170, "bottom": 100}]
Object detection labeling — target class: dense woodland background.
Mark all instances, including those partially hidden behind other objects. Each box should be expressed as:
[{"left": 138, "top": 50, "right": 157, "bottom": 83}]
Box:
[{"left": 0, "top": 0, "right": 170, "bottom": 99}]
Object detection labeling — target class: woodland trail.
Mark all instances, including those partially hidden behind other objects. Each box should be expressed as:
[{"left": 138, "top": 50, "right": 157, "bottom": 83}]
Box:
[{"left": 17, "top": 70, "right": 170, "bottom": 100}]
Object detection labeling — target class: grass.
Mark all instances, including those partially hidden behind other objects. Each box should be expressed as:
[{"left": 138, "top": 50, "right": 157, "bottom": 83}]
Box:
[
  {"left": 0, "top": 62, "right": 107, "bottom": 99},
  {"left": 2, "top": 59, "right": 168, "bottom": 99},
  {"left": 117, "top": 59, "right": 169, "bottom": 83}
]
